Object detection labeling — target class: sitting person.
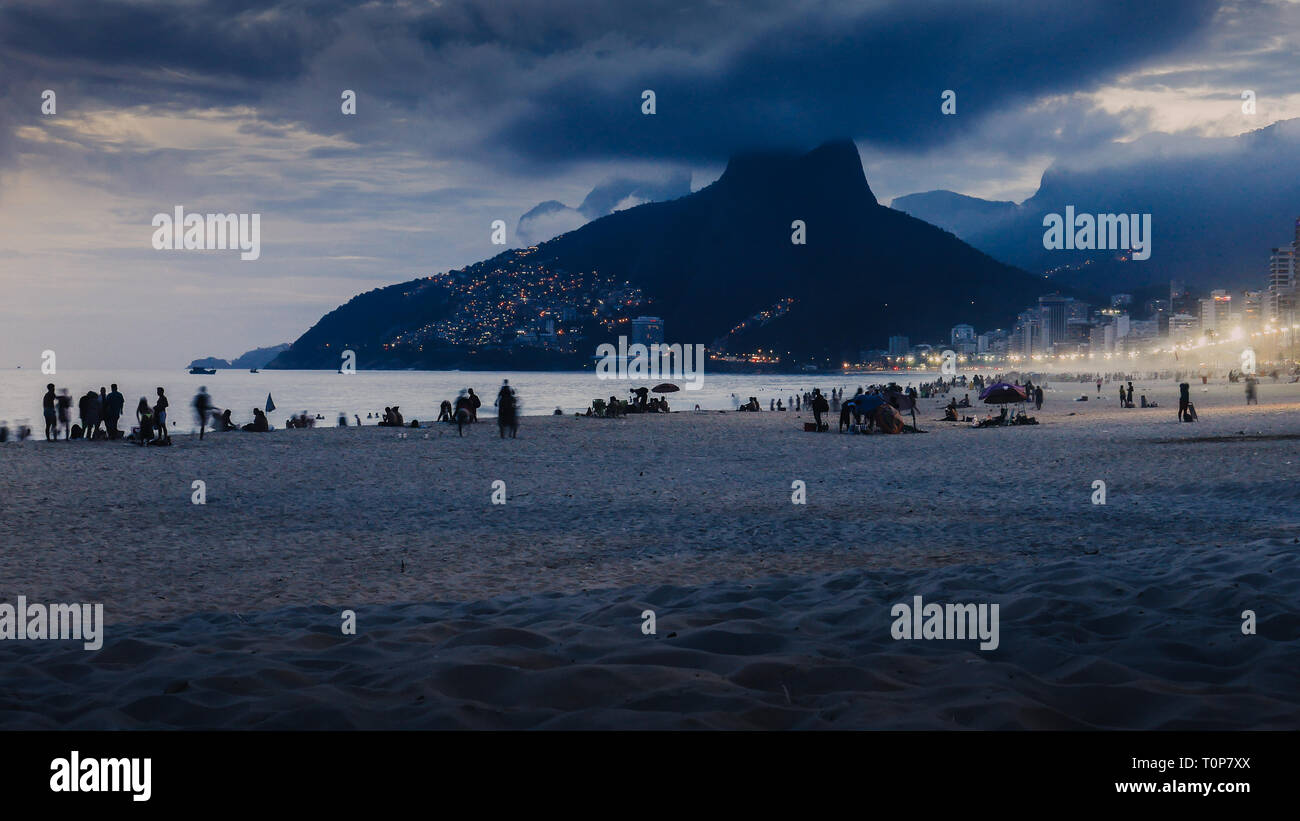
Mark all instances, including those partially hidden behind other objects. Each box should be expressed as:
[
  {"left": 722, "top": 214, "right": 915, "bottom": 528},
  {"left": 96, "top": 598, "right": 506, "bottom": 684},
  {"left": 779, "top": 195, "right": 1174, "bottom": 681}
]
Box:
[
  {"left": 218, "top": 409, "right": 236, "bottom": 431},
  {"left": 134, "top": 397, "right": 154, "bottom": 445},
  {"left": 957, "top": 394, "right": 971, "bottom": 408},
  {"left": 943, "top": 405, "right": 959, "bottom": 422},
  {"left": 242, "top": 408, "right": 270, "bottom": 432}
]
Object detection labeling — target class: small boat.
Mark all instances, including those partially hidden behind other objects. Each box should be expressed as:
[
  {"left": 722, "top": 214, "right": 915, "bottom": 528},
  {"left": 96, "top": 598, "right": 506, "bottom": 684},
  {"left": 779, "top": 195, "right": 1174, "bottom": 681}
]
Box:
[
  {"left": 189, "top": 367, "right": 217, "bottom": 375},
  {"left": 249, "top": 368, "right": 259, "bottom": 373}
]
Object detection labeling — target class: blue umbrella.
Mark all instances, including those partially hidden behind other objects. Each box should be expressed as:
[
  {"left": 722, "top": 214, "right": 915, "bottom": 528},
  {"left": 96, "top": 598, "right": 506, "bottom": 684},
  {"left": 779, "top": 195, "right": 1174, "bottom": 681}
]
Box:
[
  {"left": 265, "top": 393, "right": 276, "bottom": 413},
  {"left": 845, "top": 394, "right": 886, "bottom": 414}
]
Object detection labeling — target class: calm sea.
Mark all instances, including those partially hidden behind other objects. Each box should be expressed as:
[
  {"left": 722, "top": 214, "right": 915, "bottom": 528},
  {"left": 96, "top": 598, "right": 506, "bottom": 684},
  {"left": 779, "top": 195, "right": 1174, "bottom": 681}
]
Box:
[{"left": 0, "top": 368, "right": 942, "bottom": 430}]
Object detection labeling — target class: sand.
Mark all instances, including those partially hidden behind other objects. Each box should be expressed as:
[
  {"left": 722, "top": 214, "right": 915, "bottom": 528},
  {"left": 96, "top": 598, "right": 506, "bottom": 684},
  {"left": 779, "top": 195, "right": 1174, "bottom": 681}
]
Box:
[{"left": 1, "top": 376, "right": 1297, "bottom": 728}]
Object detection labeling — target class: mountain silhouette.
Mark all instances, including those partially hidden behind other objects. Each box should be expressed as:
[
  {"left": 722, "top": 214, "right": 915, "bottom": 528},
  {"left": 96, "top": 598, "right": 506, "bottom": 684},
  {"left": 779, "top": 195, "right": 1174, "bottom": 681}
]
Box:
[
  {"left": 271, "top": 140, "right": 1068, "bottom": 370},
  {"left": 891, "top": 120, "right": 1300, "bottom": 294}
]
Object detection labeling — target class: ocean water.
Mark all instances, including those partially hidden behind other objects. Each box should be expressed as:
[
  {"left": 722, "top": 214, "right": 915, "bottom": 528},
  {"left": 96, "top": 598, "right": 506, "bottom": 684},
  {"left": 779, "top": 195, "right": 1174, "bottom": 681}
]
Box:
[{"left": 0, "top": 368, "right": 942, "bottom": 430}]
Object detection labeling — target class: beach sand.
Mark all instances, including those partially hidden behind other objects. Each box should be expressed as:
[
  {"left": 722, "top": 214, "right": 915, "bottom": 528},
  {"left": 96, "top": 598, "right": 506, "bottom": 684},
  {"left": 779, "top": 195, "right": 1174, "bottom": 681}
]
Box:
[{"left": 1, "top": 377, "right": 1297, "bottom": 728}]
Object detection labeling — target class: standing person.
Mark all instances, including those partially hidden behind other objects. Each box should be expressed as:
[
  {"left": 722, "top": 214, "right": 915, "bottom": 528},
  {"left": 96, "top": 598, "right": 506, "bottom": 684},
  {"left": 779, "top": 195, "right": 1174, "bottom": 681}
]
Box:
[
  {"left": 103, "top": 384, "right": 125, "bottom": 439},
  {"left": 193, "top": 386, "right": 213, "bottom": 440},
  {"left": 1096, "top": 378, "right": 1102, "bottom": 396},
  {"left": 78, "top": 390, "right": 100, "bottom": 439},
  {"left": 154, "top": 387, "right": 170, "bottom": 443},
  {"left": 1118, "top": 384, "right": 1126, "bottom": 407},
  {"left": 467, "top": 388, "right": 481, "bottom": 422},
  {"left": 1034, "top": 385, "right": 1043, "bottom": 410},
  {"left": 56, "top": 389, "right": 72, "bottom": 439},
  {"left": 1178, "top": 382, "right": 1190, "bottom": 421},
  {"left": 454, "top": 391, "right": 474, "bottom": 437},
  {"left": 94, "top": 387, "right": 108, "bottom": 438},
  {"left": 42, "top": 384, "right": 57, "bottom": 441},
  {"left": 1245, "top": 376, "right": 1258, "bottom": 405},
  {"left": 495, "top": 379, "right": 519, "bottom": 439},
  {"left": 135, "top": 397, "right": 154, "bottom": 445},
  {"left": 1125, "top": 382, "right": 1134, "bottom": 407}
]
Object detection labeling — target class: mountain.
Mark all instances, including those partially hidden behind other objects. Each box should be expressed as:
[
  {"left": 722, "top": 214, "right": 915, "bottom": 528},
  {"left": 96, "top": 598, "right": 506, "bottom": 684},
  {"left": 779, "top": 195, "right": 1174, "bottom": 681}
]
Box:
[
  {"left": 188, "top": 344, "right": 290, "bottom": 370},
  {"left": 890, "top": 120, "right": 1300, "bottom": 293},
  {"left": 516, "top": 172, "right": 693, "bottom": 244},
  {"left": 270, "top": 140, "right": 1075, "bottom": 370},
  {"left": 890, "top": 190, "right": 1020, "bottom": 241},
  {"left": 231, "top": 344, "right": 290, "bottom": 369}
]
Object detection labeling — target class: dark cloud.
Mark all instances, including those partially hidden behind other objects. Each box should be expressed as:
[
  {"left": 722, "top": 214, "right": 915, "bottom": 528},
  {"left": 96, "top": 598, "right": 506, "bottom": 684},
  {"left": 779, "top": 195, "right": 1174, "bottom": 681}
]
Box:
[{"left": 0, "top": 0, "right": 1221, "bottom": 173}]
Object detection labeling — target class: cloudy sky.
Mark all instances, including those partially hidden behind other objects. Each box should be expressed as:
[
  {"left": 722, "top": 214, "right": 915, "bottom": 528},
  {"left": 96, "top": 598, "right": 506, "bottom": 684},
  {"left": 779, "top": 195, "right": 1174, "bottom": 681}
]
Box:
[{"left": 2, "top": 0, "right": 1299, "bottom": 367}]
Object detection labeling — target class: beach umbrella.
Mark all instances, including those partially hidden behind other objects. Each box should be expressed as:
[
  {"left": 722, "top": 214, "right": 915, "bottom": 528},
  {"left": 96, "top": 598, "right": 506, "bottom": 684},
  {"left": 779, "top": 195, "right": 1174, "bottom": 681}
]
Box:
[
  {"left": 979, "top": 382, "right": 1027, "bottom": 404},
  {"left": 846, "top": 394, "right": 886, "bottom": 414},
  {"left": 651, "top": 383, "right": 680, "bottom": 393},
  {"left": 265, "top": 393, "right": 276, "bottom": 413}
]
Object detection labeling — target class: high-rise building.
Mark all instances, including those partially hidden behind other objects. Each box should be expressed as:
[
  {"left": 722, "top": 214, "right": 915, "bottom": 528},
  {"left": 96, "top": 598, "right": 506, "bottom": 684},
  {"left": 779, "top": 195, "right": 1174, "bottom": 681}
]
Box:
[
  {"left": 1170, "top": 279, "right": 1196, "bottom": 315},
  {"left": 630, "top": 316, "right": 664, "bottom": 346},
  {"left": 950, "top": 324, "right": 975, "bottom": 347},
  {"left": 1038, "top": 294, "right": 1069, "bottom": 349},
  {"left": 1267, "top": 239, "right": 1297, "bottom": 324},
  {"left": 1239, "top": 290, "right": 1263, "bottom": 324},
  {"left": 888, "top": 335, "right": 910, "bottom": 357},
  {"left": 1210, "top": 290, "right": 1232, "bottom": 330},
  {"left": 1169, "top": 313, "right": 1198, "bottom": 339}
]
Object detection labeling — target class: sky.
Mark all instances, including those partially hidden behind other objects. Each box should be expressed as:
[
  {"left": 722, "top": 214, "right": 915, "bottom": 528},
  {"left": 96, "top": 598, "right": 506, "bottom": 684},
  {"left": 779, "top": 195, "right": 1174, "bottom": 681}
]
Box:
[{"left": 2, "top": 0, "right": 1300, "bottom": 368}]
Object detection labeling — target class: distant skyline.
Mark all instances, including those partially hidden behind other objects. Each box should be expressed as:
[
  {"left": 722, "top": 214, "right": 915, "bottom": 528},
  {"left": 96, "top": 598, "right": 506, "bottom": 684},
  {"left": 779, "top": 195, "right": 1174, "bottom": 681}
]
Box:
[{"left": 3, "top": 0, "right": 1300, "bottom": 367}]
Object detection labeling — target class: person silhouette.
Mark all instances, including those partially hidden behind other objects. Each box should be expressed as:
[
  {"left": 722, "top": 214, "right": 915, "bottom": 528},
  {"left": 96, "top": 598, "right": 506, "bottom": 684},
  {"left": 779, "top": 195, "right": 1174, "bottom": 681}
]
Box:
[
  {"left": 193, "top": 386, "right": 213, "bottom": 440},
  {"left": 495, "top": 379, "right": 519, "bottom": 439},
  {"left": 154, "top": 387, "right": 170, "bottom": 443},
  {"left": 42, "top": 383, "right": 57, "bottom": 441}
]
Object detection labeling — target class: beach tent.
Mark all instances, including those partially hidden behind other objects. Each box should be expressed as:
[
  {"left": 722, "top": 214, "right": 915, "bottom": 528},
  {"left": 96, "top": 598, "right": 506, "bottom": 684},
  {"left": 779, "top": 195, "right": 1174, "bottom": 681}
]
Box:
[{"left": 978, "top": 382, "right": 1027, "bottom": 404}]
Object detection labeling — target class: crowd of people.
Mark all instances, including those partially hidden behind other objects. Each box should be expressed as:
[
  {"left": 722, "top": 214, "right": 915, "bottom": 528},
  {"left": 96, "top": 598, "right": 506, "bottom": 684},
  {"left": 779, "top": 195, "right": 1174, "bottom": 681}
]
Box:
[
  {"left": 34, "top": 382, "right": 171, "bottom": 445},
  {"left": 585, "top": 386, "right": 671, "bottom": 417},
  {"left": 12, "top": 365, "right": 1295, "bottom": 446},
  {"left": 18, "top": 379, "right": 525, "bottom": 444}
]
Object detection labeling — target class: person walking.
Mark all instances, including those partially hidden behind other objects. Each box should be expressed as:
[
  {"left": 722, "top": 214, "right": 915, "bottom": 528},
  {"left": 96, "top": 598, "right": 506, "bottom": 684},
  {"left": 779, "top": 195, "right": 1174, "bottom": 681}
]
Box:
[
  {"left": 495, "top": 380, "right": 519, "bottom": 439},
  {"left": 1034, "top": 385, "right": 1043, "bottom": 410},
  {"left": 193, "top": 386, "right": 213, "bottom": 440},
  {"left": 1178, "top": 382, "right": 1190, "bottom": 421}
]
